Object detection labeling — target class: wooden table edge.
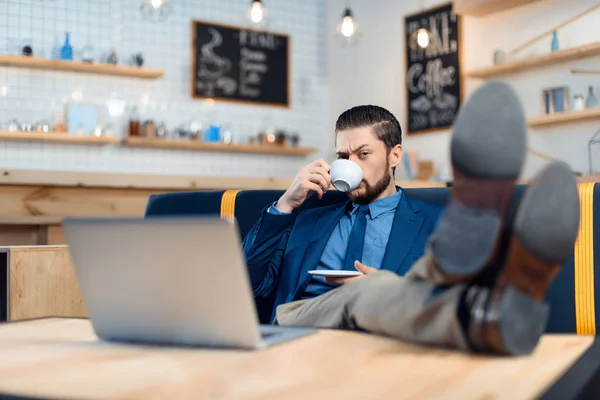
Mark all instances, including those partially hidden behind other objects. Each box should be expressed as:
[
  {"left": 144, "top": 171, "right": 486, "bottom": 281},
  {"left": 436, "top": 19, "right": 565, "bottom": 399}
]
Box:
[
  {"left": 539, "top": 335, "right": 600, "bottom": 399},
  {"left": 0, "top": 318, "right": 597, "bottom": 400}
]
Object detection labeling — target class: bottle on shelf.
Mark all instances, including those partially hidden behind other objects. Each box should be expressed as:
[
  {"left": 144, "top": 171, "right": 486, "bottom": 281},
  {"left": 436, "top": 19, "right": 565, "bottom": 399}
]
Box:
[
  {"left": 107, "top": 48, "right": 118, "bottom": 65},
  {"left": 53, "top": 113, "right": 66, "bottom": 133},
  {"left": 50, "top": 34, "right": 61, "bottom": 60},
  {"left": 82, "top": 36, "right": 94, "bottom": 63},
  {"left": 551, "top": 31, "right": 560, "bottom": 52},
  {"left": 143, "top": 120, "right": 156, "bottom": 138},
  {"left": 586, "top": 86, "right": 598, "bottom": 109},
  {"left": 60, "top": 32, "right": 73, "bottom": 61},
  {"left": 128, "top": 106, "right": 140, "bottom": 137},
  {"left": 574, "top": 94, "right": 585, "bottom": 111}
]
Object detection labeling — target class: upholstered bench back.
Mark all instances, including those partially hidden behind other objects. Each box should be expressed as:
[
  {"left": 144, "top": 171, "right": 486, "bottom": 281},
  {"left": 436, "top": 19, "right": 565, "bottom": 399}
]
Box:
[{"left": 145, "top": 184, "right": 598, "bottom": 334}]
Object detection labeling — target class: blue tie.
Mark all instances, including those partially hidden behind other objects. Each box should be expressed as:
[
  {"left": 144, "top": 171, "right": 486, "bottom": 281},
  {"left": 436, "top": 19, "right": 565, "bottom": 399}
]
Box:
[{"left": 344, "top": 205, "right": 370, "bottom": 270}]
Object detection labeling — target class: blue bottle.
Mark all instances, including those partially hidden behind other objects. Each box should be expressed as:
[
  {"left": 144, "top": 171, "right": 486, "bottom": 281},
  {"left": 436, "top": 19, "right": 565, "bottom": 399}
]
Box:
[
  {"left": 551, "top": 31, "right": 559, "bottom": 52},
  {"left": 587, "top": 86, "right": 597, "bottom": 109},
  {"left": 60, "top": 32, "right": 73, "bottom": 60},
  {"left": 204, "top": 124, "right": 220, "bottom": 142}
]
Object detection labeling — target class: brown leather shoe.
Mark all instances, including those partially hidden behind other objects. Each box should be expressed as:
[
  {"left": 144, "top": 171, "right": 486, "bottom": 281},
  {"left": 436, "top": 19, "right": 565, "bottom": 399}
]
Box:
[
  {"left": 466, "top": 161, "right": 580, "bottom": 355},
  {"left": 429, "top": 81, "right": 527, "bottom": 283}
]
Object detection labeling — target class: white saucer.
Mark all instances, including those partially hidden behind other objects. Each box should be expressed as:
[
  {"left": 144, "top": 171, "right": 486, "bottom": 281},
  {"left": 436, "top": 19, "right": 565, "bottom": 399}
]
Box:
[{"left": 307, "top": 270, "right": 364, "bottom": 278}]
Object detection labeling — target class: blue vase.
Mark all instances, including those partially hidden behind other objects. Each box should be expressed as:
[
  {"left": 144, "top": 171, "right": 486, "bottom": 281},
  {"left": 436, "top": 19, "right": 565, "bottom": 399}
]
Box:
[
  {"left": 60, "top": 32, "right": 73, "bottom": 60},
  {"left": 204, "top": 124, "right": 220, "bottom": 142},
  {"left": 587, "top": 86, "right": 598, "bottom": 108},
  {"left": 551, "top": 31, "right": 559, "bottom": 52}
]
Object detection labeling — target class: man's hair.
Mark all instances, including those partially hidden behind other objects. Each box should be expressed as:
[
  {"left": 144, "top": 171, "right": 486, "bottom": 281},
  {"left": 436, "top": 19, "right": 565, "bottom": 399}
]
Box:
[{"left": 335, "top": 105, "right": 402, "bottom": 150}]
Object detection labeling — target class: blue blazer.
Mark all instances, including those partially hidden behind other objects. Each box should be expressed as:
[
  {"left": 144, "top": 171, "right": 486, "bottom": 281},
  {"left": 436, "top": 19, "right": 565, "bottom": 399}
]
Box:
[{"left": 241, "top": 194, "right": 443, "bottom": 323}]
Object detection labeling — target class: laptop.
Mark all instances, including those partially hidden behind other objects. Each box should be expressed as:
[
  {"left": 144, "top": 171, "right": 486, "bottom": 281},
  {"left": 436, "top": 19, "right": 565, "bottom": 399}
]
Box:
[{"left": 62, "top": 216, "right": 316, "bottom": 350}]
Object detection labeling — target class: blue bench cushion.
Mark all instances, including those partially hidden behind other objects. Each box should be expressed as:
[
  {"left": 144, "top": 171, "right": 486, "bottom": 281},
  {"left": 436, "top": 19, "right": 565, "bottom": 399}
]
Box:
[{"left": 145, "top": 184, "right": 598, "bottom": 334}]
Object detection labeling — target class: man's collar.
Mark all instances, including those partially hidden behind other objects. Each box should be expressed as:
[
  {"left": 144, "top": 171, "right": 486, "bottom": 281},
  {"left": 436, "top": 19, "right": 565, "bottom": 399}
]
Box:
[{"left": 349, "top": 187, "right": 403, "bottom": 219}]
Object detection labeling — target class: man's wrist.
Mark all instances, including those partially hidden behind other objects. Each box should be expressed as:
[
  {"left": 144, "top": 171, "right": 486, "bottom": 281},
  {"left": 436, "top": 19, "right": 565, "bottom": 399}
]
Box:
[
  {"left": 274, "top": 197, "right": 294, "bottom": 214},
  {"left": 267, "top": 201, "right": 292, "bottom": 215}
]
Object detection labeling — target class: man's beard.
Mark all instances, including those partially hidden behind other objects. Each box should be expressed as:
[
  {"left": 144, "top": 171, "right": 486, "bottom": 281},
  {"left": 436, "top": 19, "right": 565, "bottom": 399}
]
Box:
[{"left": 348, "top": 161, "right": 392, "bottom": 205}]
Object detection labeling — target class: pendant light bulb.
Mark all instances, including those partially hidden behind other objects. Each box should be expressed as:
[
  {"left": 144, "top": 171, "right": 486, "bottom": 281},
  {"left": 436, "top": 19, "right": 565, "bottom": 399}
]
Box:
[
  {"left": 341, "top": 17, "right": 355, "bottom": 37},
  {"left": 247, "top": 0, "right": 268, "bottom": 26},
  {"left": 150, "top": 0, "right": 163, "bottom": 9},
  {"left": 416, "top": 28, "right": 430, "bottom": 48},
  {"left": 338, "top": 8, "right": 359, "bottom": 40}
]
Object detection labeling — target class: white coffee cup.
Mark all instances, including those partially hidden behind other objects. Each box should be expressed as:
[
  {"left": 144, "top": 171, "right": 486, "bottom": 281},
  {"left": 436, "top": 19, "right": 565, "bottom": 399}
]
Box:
[{"left": 330, "top": 159, "right": 363, "bottom": 192}]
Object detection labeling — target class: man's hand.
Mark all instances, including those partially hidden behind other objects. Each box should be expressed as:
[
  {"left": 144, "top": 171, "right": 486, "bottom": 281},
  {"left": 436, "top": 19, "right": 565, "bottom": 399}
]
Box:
[
  {"left": 275, "top": 159, "right": 332, "bottom": 213},
  {"left": 324, "top": 261, "right": 378, "bottom": 285}
]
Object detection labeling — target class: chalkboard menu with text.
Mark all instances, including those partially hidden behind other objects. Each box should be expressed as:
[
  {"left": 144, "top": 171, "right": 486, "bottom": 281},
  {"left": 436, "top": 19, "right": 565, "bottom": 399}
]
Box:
[
  {"left": 192, "top": 20, "right": 290, "bottom": 107},
  {"left": 404, "top": 3, "right": 462, "bottom": 134}
]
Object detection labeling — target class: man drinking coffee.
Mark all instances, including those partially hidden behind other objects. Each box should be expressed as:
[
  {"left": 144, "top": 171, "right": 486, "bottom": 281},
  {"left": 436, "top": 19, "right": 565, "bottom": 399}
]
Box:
[
  {"left": 243, "top": 81, "right": 580, "bottom": 356},
  {"left": 242, "top": 105, "right": 442, "bottom": 322}
]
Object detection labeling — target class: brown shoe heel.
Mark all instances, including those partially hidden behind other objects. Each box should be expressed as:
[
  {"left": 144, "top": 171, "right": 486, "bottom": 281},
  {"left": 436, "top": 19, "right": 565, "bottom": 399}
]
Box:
[{"left": 468, "top": 161, "right": 580, "bottom": 355}]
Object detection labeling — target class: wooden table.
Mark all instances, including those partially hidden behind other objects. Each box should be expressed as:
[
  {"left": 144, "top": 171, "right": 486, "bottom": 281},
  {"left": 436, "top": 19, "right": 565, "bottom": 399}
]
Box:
[{"left": 0, "top": 318, "right": 597, "bottom": 400}]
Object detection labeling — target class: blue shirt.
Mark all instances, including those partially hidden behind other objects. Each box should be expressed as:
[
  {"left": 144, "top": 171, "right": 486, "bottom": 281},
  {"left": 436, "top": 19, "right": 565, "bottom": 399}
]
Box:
[{"left": 268, "top": 188, "right": 403, "bottom": 298}]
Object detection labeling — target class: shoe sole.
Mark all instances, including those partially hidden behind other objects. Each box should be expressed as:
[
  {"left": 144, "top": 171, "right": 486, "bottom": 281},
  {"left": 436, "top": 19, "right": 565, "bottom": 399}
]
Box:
[
  {"left": 432, "top": 81, "right": 527, "bottom": 280},
  {"left": 471, "top": 161, "right": 580, "bottom": 355}
]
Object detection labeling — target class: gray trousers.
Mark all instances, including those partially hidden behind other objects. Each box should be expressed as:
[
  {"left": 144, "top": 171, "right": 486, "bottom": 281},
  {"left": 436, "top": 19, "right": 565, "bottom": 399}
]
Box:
[{"left": 275, "top": 250, "right": 470, "bottom": 350}]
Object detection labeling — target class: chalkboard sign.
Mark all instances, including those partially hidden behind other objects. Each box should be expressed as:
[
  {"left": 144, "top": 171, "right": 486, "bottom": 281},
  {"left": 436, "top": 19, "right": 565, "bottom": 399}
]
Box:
[
  {"left": 404, "top": 3, "right": 462, "bottom": 134},
  {"left": 191, "top": 20, "right": 290, "bottom": 107}
]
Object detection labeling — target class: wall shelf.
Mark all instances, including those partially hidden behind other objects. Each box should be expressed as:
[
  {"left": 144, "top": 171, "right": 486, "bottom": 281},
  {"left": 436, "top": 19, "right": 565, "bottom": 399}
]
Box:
[
  {"left": 122, "top": 137, "right": 317, "bottom": 156},
  {"left": 0, "top": 131, "right": 119, "bottom": 145},
  {"left": 465, "top": 42, "right": 600, "bottom": 79},
  {"left": 529, "top": 107, "right": 600, "bottom": 128},
  {"left": 454, "top": 0, "right": 543, "bottom": 17},
  {"left": 0, "top": 56, "right": 164, "bottom": 79}
]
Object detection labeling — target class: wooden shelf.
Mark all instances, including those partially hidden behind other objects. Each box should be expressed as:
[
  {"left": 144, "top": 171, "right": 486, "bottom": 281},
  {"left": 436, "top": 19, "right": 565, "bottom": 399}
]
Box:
[
  {"left": 122, "top": 137, "right": 317, "bottom": 156},
  {"left": 529, "top": 107, "right": 600, "bottom": 128},
  {"left": 0, "top": 131, "right": 119, "bottom": 145},
  {"left": 465, "top": 42, "right": 600, "bottom": 79},
  {"left": 454, "top": 0, "right": 543, "bottom": 17},
  {"left": 0, "top": 56, "right": 164, "bottom": 79}
]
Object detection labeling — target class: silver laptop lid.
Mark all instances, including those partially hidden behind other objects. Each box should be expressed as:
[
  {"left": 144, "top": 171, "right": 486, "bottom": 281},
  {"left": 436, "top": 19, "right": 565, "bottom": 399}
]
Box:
[{"left": 63, "top": 217, "right": 263, "bottom": 349}]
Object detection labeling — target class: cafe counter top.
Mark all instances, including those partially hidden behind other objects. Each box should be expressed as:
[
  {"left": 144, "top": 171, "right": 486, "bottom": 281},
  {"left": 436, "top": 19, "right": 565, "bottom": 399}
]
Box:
[{"left": 0, "top": 169, "right": 447, "bottom": 246}]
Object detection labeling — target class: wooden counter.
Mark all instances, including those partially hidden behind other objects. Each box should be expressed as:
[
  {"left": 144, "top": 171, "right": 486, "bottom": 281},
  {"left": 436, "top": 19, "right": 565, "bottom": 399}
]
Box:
[
  {"left": 0, "top": 169, "right": 447, "bottom": 246},
  {"left": 0, "top": 318, "right": 596, "bottom": 399},
  {"left": 0, "top": 246, "right": 86, "bottom": 322}
]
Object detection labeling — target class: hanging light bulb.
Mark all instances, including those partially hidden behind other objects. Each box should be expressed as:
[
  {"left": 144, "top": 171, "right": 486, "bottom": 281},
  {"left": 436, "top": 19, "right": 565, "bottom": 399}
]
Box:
[
  {"left": 341, "top": 9, "right": 355, "bottom": 37},
  {"left": 246, "top": 0, "right": 269, "bottom": 27},
  {"left": 409, "top": 27, "right": 434, "bottom": 51},
  {"left": 416, "top": 28, "right": 430, "bottom": 48},
  {"left": 337, "top": 7, "right": 359, "bottom": 42},
  {"left": 140, "top": 0, "right": 172, "bottom": 21}
]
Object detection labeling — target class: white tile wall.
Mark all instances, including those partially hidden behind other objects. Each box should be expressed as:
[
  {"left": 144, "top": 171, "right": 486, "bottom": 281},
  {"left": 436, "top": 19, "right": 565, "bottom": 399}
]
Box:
[{"left": 0, "top": 0, "right": 327, "bottom": 177}]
